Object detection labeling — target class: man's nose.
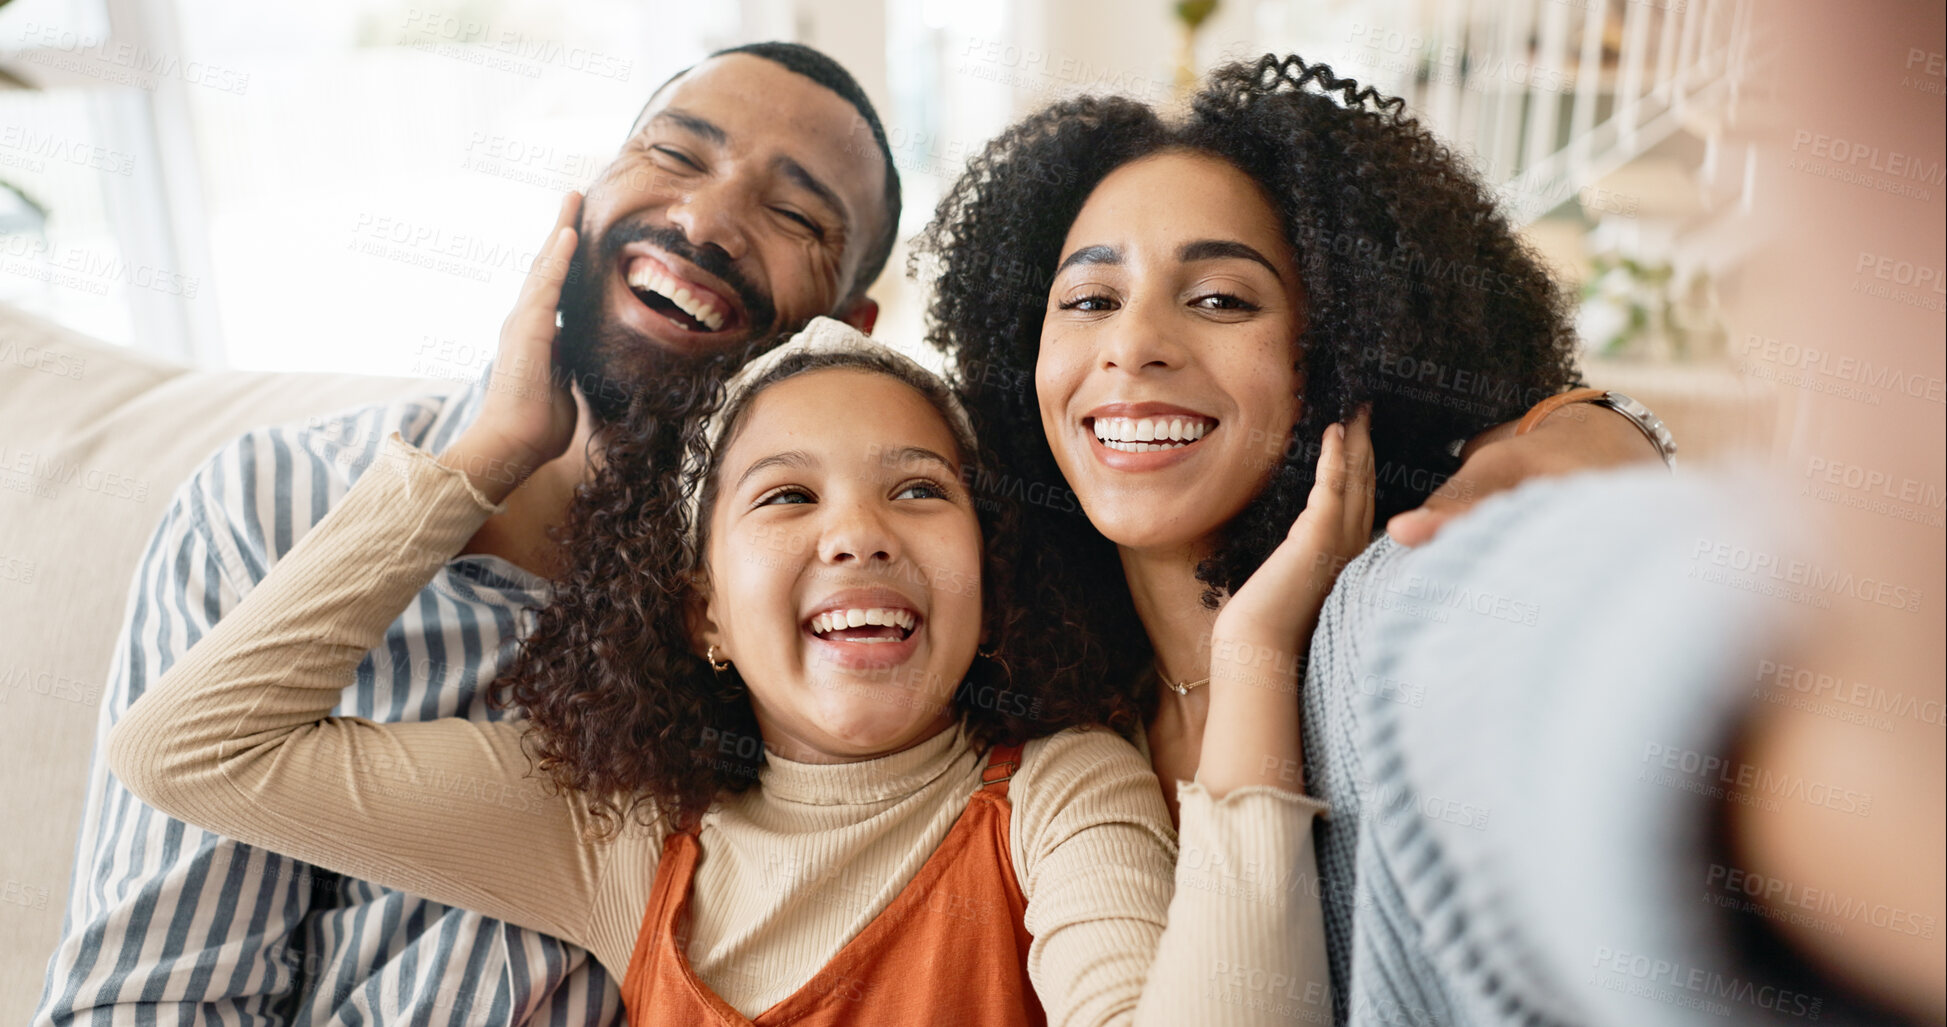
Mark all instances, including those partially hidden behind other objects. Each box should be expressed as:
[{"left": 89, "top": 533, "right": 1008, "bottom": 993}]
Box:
[{"left": 666, "top": 182, "right": 753, "bottom": 264}]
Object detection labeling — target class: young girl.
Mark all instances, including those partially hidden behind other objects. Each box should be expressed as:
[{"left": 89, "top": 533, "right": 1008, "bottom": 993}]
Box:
[{"left": 108, "top": 201, "right": 1371, "bottom": 1024}]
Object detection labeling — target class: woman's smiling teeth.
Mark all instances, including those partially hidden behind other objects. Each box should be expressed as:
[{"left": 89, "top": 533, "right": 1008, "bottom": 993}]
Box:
[
  {"left": 808, "top": 607, "right": 918, "bottom": 642},
  {"left": 1092, "top": 416, "right": 1214, "bottom": 452},
  {"left": 625, "top": 258, "right": 727, "bottom": 331}
]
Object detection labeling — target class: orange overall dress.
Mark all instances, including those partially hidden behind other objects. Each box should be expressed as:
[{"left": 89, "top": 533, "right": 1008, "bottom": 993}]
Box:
[{"left": 620, "top": 744, "right": 1047, "bottom": 1026}]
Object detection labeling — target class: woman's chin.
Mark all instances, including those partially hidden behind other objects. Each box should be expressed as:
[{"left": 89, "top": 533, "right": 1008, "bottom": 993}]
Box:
[
  {"left": 1071, "top": 480, "right": 1246, "bottom": 556},
  {"left": 1085, "top": 509, "right": 1225, "bottom": 556}
]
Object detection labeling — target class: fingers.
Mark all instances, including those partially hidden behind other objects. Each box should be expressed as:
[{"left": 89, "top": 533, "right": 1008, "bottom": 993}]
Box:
[
  {"left": 502, "top": 193, "right": 582, "bottom": 363},
  {"left": 1385, "top": 507, "right": 1454, "bottom": 547},
  {"left": 516, "top": 191, "right": 582, "bottom": 302},
  {"left": 1386, "top": 465, "right": 1473, "bottom": 547},
  {"left": 1342, "top": 405, "right": 1376, "bottom": 537},
  {"left": 1302, "top": 420, "right": 1347, "bottom": 523}
]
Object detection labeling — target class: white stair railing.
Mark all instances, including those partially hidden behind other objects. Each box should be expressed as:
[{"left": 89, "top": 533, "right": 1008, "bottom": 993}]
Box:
[{"left": 1387, "top": 0, "right": 1755, "bottom": 225}]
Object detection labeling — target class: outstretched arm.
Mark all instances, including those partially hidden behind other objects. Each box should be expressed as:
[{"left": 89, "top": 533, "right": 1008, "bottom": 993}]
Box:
[{"left": 1387, "top": 391, "right": 1665, "bottom": 546}]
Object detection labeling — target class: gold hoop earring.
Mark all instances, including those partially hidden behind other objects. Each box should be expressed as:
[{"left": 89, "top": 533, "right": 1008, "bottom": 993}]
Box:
[
  {"left": 979, "top": 647, "right": 1011, "bottom": 682},
  {"left": 707, "top": 644, "right": 731, "bottom": 672}
]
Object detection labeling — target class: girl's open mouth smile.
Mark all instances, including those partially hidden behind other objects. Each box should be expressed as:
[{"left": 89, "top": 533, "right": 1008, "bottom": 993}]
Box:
[{"left": 803, "top": 596, "right": 924, "bottom": 671}]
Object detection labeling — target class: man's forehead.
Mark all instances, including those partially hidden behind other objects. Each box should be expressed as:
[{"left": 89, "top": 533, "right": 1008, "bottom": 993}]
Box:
[{"left": 635, "top": 54, "right": 874, "bottom": 153}]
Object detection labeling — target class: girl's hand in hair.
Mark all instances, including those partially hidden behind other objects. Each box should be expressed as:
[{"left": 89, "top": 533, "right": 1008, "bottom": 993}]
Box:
[
  {"left": 441, "top": 191, "right": 584, "bottom": 503},
  {"left": 1197, "top": 408, "right": 1374, "bottom": 798},
  {"left": 1214, "top": 406, "right": 1376, "bottom": 647}
]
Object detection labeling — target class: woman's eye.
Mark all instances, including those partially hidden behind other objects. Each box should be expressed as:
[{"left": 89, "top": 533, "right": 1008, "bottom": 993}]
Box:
[
  {"left": 1193, "top": 293, "right": 1258, "bottom": 311},
  {"left": 755, "top": 486, "right": 813, "bottom": 506},
  {"left": 895, "top": 479, "right": 950, "bottom": 501},
  {"left": 1057, "top": 293, "right": 1118, "bottom": 312}
]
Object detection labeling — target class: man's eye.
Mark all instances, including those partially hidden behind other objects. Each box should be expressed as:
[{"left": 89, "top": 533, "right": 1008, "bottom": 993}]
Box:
[
  {"left": 895, "top": 479, "right": 950, "bottom": 501},
  {"left": 1057, "top": 293, "right": 1117, "bottom": 312},
  {"left": 755, "top": 486, "right": 813, "bottom": 506},
  {"left": 773, "top": 207, "right": 826, "bottom": 240},
  {"left": 652, "top": 145, "right": 702, "bottom": 171}
]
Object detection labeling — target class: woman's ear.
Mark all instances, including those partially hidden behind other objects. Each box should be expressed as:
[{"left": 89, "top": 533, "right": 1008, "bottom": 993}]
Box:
[{"left": 684, "top": 572, "right": 723, "bottom": 659}]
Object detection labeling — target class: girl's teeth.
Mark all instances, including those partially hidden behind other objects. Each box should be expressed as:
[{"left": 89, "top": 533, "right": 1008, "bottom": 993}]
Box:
[{"left": 810, "top": 608, "right": 917, "bottom": 636}]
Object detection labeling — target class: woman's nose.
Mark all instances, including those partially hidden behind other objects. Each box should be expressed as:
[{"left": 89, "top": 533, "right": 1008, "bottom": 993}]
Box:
[{"left": 1097, "top": 298, "right": 1183, "bottom": 373}]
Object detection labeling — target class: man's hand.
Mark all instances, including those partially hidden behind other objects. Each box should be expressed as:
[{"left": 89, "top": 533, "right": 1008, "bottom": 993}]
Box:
[
  {"left": 1386, "top": 400, "right": 1663, "bottom": 546},
  {"left": 440, "top": 192, "right": 582, "bottom": 504}
]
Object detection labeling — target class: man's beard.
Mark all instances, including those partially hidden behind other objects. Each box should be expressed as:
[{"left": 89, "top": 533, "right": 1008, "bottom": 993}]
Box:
[{"left": 555, "top": 219, "right": 787, "bottom": 424}]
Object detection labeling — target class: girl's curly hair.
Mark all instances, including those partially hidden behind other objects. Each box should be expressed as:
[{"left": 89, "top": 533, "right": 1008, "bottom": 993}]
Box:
[
  {"left": 913, "top": 53, "right": 1581, "bottom": 700},
  {"left": 491, "top": 344, "right": 1143, "bottom": 836}
]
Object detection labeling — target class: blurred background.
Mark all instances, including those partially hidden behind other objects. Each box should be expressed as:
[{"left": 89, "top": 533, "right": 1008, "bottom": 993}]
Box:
[
  {"left": 0, "top": 0, "right": 1891, "bottom": 465},
  {"left": 1, "top": 2, "right": 1940, "bottom": 1018}
]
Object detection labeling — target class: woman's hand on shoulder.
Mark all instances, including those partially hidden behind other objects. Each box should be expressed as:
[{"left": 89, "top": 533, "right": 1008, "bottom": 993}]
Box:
[{"left": 440, "top": 191, "right": 583, "bottom": 504}]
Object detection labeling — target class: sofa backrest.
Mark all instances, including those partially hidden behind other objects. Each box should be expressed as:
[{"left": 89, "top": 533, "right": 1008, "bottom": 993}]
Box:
[{"left": 0, "top": 304, "right": 453, "bottom": 1016}]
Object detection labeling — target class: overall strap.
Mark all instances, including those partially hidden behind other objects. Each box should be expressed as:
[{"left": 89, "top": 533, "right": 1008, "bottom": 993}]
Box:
[{"left": 980, "top": 743, "right": 1025, "bottom": 798}]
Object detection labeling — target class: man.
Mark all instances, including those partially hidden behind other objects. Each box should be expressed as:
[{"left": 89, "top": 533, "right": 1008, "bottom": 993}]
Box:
[{"left": 37, "top": 42, "right": 898, "bottom": 1025}]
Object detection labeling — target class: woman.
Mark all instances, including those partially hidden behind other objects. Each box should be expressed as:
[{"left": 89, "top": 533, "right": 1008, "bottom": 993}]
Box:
[
  {"left": 916, "top": 53, "right": 1665, "bottom": 1016},
  {"left": 917, "top": 52, "right": 1645, "bottom": 793},
  {"left": 107, "top": 193, "right": 1361, "bottom": 1023}
]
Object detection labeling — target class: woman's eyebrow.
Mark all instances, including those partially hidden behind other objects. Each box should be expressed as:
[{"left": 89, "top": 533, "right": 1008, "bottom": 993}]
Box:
[
  {"left": 736, "top": 450, "right": 813, "bottom": 490},
  {"left": 1178, "top": 239, "right": 1283, "bottom": 280},
  {"left": 1055, "top": 244, "right": 1121, "bottom": 276}
]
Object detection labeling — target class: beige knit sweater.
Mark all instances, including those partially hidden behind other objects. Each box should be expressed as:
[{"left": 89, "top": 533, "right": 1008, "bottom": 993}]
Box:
[{"left": 109, "top": 434, "right": 1332, "bottom": 1025}]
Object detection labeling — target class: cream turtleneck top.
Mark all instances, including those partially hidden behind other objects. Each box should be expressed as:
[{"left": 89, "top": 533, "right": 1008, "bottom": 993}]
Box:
[{"left": 109, "top": 435, "right": 1331, "bottom": 1025}]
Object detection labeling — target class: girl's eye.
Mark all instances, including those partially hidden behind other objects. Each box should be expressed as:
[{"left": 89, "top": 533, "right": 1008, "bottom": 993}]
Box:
[
  {"left": 755, "top": 486, "right": 813, "bottom": 507},
  {"left": 895, "top": 479, "right": 950, "bottom": 501},
  {"left": 1057, "top": 293, "right": 1118, "bottom": 312},
  {"left": 1192, "top": 292, "right": 1259, "bottom": 311}
]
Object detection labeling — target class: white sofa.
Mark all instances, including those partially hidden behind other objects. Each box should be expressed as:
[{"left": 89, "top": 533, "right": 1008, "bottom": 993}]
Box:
[
  {"left": 0, "top": 304, "right": 449, "bottom": 1018},
  {"left": 0, "top": 301, "right": 1766, "bottom": 1017}
]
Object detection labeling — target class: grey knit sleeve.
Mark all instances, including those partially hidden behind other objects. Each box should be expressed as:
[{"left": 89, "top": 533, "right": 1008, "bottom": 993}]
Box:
[{"left": 1339, "top": 467, "right": 1898, "bottom": 1027}]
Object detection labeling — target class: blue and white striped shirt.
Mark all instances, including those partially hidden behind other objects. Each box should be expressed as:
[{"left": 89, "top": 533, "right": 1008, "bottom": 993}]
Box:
[{"left": 36, "top": 383, "right": 619, "bottom": 1025}]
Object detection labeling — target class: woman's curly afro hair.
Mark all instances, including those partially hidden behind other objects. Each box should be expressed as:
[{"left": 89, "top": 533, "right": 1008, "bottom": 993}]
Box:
[
  {"left": 491, "top": 342, "right": 1143, "bottom": 836},
  {"left": 914, "top": 53, "right": 1581, "bottom": 705}
]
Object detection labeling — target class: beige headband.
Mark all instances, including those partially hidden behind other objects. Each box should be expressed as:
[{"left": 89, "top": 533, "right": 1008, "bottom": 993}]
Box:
[{"left": 682, "top": 316, "right": 979, "bottom": 544}]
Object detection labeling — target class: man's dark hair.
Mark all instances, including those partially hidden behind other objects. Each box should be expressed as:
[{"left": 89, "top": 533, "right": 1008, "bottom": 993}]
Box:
[{"left": 641, "top": 42, "right": 902, "bottom": 301}]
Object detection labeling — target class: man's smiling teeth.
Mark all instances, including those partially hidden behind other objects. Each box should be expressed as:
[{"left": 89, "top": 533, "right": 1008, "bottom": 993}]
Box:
[
  {"left": 808, "top": 607, "right": 917, "bottom": 640},
  {"left": 1093, "top": 416, "right": 1212, "bottom": 453},
  {"left": 626, "top": 261, "right": 726, "bottom": 331}
]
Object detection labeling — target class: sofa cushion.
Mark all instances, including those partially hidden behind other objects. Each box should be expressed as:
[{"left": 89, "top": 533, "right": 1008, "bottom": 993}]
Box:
[{"left": 0, "top": 304, "right": 452, "bottom": 1016}]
